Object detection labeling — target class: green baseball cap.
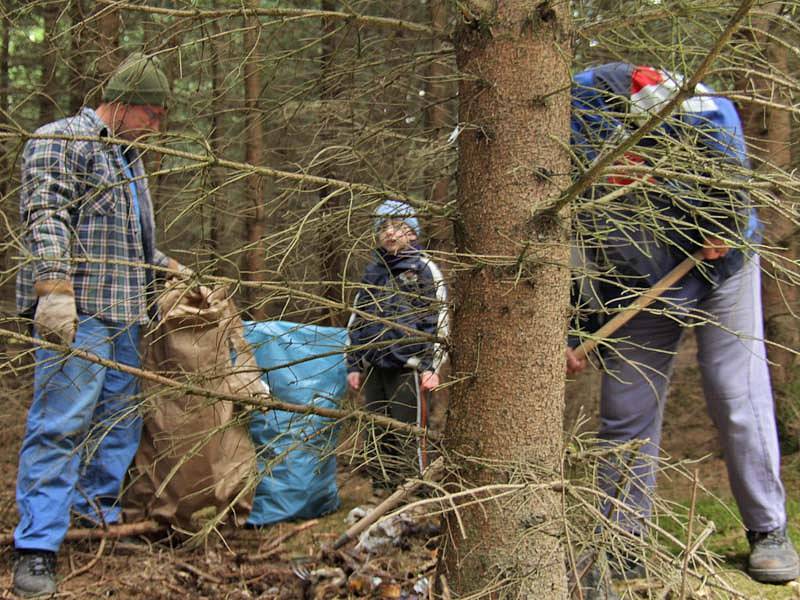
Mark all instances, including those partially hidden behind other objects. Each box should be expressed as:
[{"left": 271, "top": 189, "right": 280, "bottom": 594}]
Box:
[{"left": 102, "top": 52, "right": 170, "bottom": 108}]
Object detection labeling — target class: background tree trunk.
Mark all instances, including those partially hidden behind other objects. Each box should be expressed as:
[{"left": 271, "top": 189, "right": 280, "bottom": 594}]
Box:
[
  {"left": 68, "top": 0, "right": 88, "bottom": 113},
  {"left": 0, "top": 8, "right": 9, "bottom": 197},
  {"left": 0, "top": 8, "right": 10, "bottom": 282},
  {"left": 440, "top": 1, "right": 572, "bottom": 596},
  {"left": 84, "top": 5, "right": 121, "bottom": 107},
  {"left": 425, "top": 0, "right": 453, "bottom": 250},
  {"left": 316, "top": 0, "right": 347, "bottom": 327},
  {"left": 735, "top": 2, "right": 799, "bottom": 446},
  {"left": 38, "top": 2, "right": 60, "bottom": 123},
  {"left": 242, "top": 0, "right": 268, "bottom": 320},
  {"left": 206, "top": 11, "right": 226, "bottom": 275}
]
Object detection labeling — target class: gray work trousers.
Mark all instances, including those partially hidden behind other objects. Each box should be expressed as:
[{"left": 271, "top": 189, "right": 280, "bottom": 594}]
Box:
[{"left": 599, "top": 256, "right": 786, "bottom": 532}]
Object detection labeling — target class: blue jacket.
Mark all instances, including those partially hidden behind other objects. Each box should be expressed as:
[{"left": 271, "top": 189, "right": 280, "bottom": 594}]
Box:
[
  {"left": 571, "top": 63, "right": 760, "bottom": 312},
  {"left": 347, "top": 248, "right": 446, "bottom": 373}
]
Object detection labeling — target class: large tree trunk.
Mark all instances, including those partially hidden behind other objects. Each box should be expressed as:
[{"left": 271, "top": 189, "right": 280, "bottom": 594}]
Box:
[
  {"left": 242, "top": 0, "right": 268, "bottom": 320},
  {"left": 735, "top": 3, "right": 799, "bottom": 445},
  {"left": 440, "top": 1, "right": 572, "bottom": 597}
]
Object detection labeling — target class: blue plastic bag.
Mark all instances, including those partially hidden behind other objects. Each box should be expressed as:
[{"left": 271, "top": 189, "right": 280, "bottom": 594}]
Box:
[{"left": 243, "top": 321, "right": 348, "bottom": 525}]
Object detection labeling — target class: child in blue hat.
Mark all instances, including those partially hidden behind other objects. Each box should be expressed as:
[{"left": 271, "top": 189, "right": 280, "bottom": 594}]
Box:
[{"left": 347, "top": 200, "right": 448, "bottom": 491}]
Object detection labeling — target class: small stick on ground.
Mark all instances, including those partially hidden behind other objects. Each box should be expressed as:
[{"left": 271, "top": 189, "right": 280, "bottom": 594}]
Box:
[
  {"left": 243, "top": 519, "right": 319, "bottom": 561},
  {"left": 333, "top": 456, "right": 444, "bottom": 550},
  {"left": 439, "top": 574, "right": 452, "bottom": 600},
  {"left": 174, "top": 559, "right": 224, "bottom": 585},
  {"left": 62, "top": 537, "right": 107, "bottom": 583},
  {"left": 680, "top": 469, "right": 700, "bottom": 600}
]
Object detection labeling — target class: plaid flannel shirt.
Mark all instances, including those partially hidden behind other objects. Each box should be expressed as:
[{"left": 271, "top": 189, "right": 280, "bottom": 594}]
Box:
[{"left": 16, "top": 108, "right": 169, "bottom": 324}]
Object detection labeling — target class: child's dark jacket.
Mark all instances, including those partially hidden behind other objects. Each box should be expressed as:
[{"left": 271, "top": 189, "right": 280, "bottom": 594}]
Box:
[{"left": 347, "top": 247, "right": 446, "bottom": 373}]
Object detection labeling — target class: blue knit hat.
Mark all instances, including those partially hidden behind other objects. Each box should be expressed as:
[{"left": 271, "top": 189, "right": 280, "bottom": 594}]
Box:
[{"left": 374, "top": 199, "right": 420, "bottom": 236}]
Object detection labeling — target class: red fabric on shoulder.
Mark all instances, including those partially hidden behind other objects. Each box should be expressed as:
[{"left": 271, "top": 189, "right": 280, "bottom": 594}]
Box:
[{"left": 631, "top": 66, "right": 662, "bottom": 94}]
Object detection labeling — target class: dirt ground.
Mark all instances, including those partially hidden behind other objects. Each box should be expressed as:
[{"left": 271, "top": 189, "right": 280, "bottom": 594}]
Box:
[
  {"left": 0, "top": 331, "right": 797, "bottom": 598},
  {"left": 0, "top": 348, "right": 438, "bottom": 599}
]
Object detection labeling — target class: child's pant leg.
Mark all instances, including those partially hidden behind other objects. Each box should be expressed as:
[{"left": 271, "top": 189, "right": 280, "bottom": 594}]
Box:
[{"left": 363, "top": 367, "right": 418, "bottom": 488}]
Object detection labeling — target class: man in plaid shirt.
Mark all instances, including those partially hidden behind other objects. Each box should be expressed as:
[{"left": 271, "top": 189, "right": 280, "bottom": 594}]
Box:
[{"left": 13, "top": 53, "right": 185, "bottom": 598}]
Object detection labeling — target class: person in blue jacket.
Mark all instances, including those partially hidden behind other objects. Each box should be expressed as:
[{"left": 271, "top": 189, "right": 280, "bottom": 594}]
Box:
[
  {"left": 567, "top": 63, "right": 798, "bottom": 585},
  {"left": 347, "top": 200, "right": 448, "bottom": 491}
]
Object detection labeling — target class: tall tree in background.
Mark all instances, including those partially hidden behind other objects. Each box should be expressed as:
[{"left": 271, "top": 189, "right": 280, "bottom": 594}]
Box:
[
  {"left": 317, "top": 1, "right": 347, "bottom": 326},
  {"left": 68, "top": 0, "right": 88, "bottom": 113},
  {"left": 84, "top": 4, "right": 121, "bottom": 106},
  {"left": 242, "top": 0, "right": 268, "bottom": 319},
  {"left": 38, "top": 2, "right": 60, "bottom": 123},
  {"left": 441, "top": 1, "right": 573, "bottom": 596},
  {"left": 736, "top": 2, "right": 799, "bottom": 444},
  {"left": 0, "top": 8, "right": 9, "bottom": 198},
  {"left": 206, "top": 8, "right": 227, "bottom": 273},
  {"left": 426, "top": 0, "right": 453, "bottom": 251}
]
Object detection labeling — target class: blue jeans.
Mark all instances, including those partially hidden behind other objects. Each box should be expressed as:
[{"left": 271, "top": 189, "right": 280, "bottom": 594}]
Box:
[{"left": 15, "top": 316, "right": 143, "bottom": 551}]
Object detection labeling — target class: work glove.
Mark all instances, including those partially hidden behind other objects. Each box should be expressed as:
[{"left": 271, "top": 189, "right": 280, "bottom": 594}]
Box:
[{"left": 33, "top": 280, "right": 78, "bottom": 346}]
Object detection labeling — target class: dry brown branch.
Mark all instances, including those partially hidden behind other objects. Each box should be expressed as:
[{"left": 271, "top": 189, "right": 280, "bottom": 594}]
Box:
[
  {"left": 333, "top": 456, "right": 444, "bottom": 550},
  {"left": 174, "top": 559, "right": 223, "bottom": 585},
  {"left": 0, "top": 327, "right": 434, "bottom": 439},
  {"left": 62, "top": 538, "right": 107, "bottom": 583},
  {"left": 92, "top": 0, "right": 442, "bottom": 37},
  {"left": 242, "top": 519, "right": 319, "bottom": 561},
  {"left": 0, "top": 520, "right": 164, "bottom": 546}
]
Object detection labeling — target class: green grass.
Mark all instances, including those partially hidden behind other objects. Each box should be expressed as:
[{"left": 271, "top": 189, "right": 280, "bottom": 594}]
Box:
[{"left": 647, "top": 493, "right": 800, "bottom": 599}]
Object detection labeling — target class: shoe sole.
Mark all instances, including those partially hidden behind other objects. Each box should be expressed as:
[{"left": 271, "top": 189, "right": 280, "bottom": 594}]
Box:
[
  {"left": 13, "top": 585, "right": 57, "bottom": 598},
  {"left": 748, "top": 564, "right": 800, "bottom": 584}
]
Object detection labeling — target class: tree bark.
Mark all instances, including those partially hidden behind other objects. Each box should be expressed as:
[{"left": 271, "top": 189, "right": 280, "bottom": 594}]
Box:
[
  {"left": 85, "top": 5, "right": 121, "bottom": 107},
  {"left": 0, "top": 9, "right": 9, "bottom": 194},
  {"left": 39, "top": 2, "right": 61, "bottom": 123},
  {"left": 207, "top": 12, "right": 226, "bottom": 274},
  {"left": 316, "top": 0, "right": 347, "bottom": 327},
  {"left": 440, "top": 1, "right": 572, "bottom": 597},
  {"left": 735, "top": 3, "right": 798, "bottom": 443},
  {"left": 242, "top": 0, "right": 268, "bottom": 320},
  {"left": 69, "top": 0, "right": 89, "bottom": 113},
  {"left": 0, "top": 8, "right": 10, "bottom": 279},
  {"left": 426, "top": 0, "right": 453, "bottom": 251}
]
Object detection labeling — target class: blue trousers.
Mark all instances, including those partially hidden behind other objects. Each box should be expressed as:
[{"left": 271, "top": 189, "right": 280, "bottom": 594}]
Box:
[
  {"left": 598, "top": 256, "right": 786, "bottom": 533},
  {"left": 15, "top": 316, "right": 143, "bottom": 552}
]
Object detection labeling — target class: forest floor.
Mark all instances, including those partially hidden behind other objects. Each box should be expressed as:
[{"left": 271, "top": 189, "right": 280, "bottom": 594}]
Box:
[{"left": 0, "top": 331, "right": 798, "bottom": 598}]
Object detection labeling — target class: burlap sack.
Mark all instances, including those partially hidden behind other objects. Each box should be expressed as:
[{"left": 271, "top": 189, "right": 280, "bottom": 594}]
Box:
[{"left": 125, "top": 283, "right": 262, "bottom": 530}]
